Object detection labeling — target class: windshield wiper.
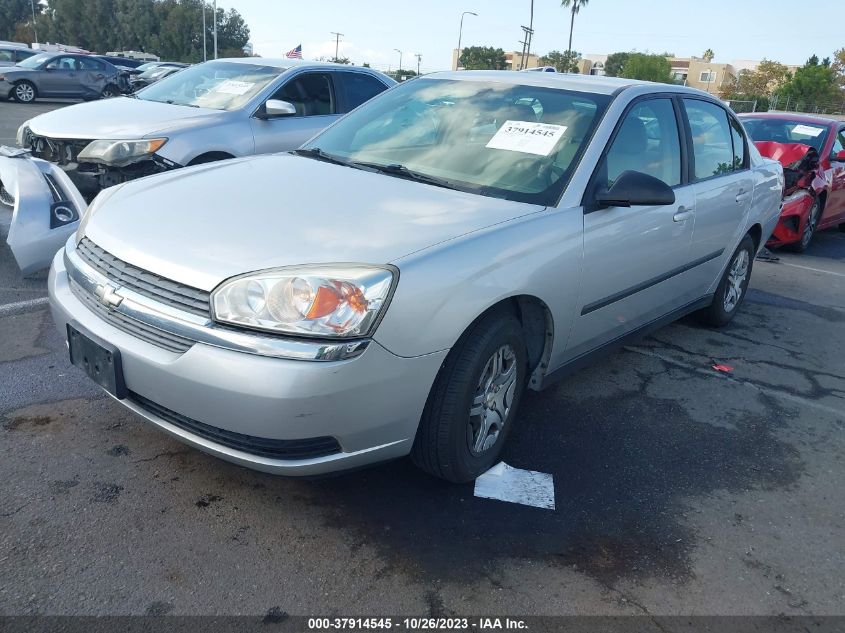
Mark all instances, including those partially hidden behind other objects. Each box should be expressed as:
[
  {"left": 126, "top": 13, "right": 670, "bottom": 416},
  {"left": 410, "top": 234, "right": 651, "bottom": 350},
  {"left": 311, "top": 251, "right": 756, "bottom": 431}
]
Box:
[
  {"left": 352, "top": 162, "right": 458, "bottom": 190},
  {"left": 290, "top": 147, "right": 359, "bottom": 168}
]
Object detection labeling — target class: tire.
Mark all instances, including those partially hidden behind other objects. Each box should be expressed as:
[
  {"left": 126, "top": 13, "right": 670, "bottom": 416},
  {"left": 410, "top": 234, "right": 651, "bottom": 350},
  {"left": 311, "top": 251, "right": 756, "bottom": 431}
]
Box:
[
  {"left": 696, "top": 235, "right": 755, "bottom": 327},
  {"left": 12, "top": 80, "right": 36, "bottom": 103},
  {"left": 411, "top": 311, "right": 528, "bottom": 483},
  {"left": 100, "top": 85, "right": 120, "bottom": 99},
  {"left": 785, "top": 197, "right": 820, "bottom": 253}
]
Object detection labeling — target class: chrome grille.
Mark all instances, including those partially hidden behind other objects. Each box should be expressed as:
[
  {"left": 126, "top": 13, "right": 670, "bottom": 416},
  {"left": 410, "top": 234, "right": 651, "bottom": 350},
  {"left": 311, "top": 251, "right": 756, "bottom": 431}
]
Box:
[
  {"left": 70, "top": 279, "right": 194, "bottom": 354},
  {"left": 76, "top": 237, "right": 211, "bottom": 317}
]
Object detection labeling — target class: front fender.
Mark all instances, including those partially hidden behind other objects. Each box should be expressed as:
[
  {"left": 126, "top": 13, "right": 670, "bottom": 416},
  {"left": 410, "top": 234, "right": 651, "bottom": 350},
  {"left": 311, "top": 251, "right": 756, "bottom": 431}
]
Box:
[{"left": 1, "top": 147, "right": 87, "bottom": 275}]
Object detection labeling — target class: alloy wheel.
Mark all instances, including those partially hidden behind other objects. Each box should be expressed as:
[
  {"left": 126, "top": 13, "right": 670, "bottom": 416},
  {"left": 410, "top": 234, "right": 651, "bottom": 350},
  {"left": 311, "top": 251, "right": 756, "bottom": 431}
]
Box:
[
  {"left": 723, "top": 249, "right": 749, "bottom": 313},
  {"left": 800, "top": 201, "right": 820, "bottom": 249},
  {"left": 15, "top": 83, "right": 34, "bottom": 102},
  {"left": 467, "top": 344, "right": 518, "bottom": 455}
]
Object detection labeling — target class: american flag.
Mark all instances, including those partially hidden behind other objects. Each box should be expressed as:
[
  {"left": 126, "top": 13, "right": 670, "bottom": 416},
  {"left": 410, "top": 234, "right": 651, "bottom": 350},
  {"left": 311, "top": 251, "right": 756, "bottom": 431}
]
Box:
[{"left": 285, "top": 44, "right": 302, "bottom": 59}]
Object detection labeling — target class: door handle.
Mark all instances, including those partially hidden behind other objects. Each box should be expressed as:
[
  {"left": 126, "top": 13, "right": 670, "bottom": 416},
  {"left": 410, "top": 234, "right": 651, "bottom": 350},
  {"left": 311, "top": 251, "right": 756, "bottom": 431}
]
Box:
[
  {"left": 673, "top": 207, "right": 694, "bottom": 222},
  {"left": 736, "top": 189, "right": 750, "bottom": 204}
]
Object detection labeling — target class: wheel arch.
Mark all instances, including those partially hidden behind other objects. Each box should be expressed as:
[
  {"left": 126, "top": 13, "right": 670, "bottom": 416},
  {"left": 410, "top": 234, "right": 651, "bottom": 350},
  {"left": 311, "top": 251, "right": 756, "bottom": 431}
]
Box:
[
  {"left": 747, "top": 223, "right": 762, "bottom": 251},
  {"left": 187, "top": 151, "right": 236, "bottom": 166}
]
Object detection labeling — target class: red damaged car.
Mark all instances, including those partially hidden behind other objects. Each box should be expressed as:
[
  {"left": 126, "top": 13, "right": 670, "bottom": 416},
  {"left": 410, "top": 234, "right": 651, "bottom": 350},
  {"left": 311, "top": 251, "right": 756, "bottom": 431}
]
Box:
[{"left": 740, "top": 113, "right": 845, "bottom": 251}]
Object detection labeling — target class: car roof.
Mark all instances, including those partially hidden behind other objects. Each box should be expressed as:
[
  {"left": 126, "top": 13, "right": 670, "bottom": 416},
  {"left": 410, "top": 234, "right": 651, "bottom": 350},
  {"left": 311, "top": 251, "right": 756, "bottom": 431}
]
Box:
[
  {"left": 738, "top": 112, "right": 839, "bottom": 126},
  {"left": 215, "top": 57, "right": 379, "bottom": 72},
  {"left": 419, "top": 70, "right": 715, "bottom": 97}
]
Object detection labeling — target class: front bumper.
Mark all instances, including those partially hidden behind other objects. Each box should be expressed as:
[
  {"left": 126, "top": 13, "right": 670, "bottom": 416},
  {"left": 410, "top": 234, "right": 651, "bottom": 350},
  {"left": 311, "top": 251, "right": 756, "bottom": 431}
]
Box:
[
  {"left": 48, "top": 247, "right": 446, "bottom": 476},
  {"left": 766, "top": 190, "right": 814, "bottom": 248},
  {"left": 0, "top": 80, "right": 12, "bottom": 99}
]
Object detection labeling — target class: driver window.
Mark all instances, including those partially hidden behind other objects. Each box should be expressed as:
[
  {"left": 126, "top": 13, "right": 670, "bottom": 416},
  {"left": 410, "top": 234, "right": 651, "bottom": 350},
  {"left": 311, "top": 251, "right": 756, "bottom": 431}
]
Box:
[
  {"left": 604, "top": 98, "right": 681, "bottom": 188},
  {"left": 272, "top": 73, "right": 334, "bottom": 117},
  {"left": 46, "top": 56, "right": 77, "bottom": 70}
]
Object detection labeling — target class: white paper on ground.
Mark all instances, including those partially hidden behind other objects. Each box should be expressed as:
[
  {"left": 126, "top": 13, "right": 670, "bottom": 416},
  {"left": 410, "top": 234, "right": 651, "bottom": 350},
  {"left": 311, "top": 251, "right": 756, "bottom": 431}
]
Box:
[
  {"left": 473, "top": 462, "right": 555, "bottom": 510},
  {"left": 791, "top": 124, "right": 823, "bottom": 137},
  {"left": 485, "top": 121, "right": 568, "bottom": 156}
]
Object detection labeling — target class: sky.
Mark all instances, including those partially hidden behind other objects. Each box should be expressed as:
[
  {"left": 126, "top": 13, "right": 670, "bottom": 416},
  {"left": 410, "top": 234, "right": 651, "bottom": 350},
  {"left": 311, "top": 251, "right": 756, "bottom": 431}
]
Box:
[{"left": 227, "top": 0, "right": 843, "bottom": 72}]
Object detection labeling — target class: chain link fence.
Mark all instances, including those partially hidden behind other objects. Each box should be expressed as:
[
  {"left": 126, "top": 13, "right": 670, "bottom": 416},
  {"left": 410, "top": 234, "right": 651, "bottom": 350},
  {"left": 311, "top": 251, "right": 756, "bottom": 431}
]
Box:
[
  {"left": 768, "top": 93, "right": 845, "bottom": 116},
  {"left": 726, "top": 100, "right": 758, "bottom": 113}
]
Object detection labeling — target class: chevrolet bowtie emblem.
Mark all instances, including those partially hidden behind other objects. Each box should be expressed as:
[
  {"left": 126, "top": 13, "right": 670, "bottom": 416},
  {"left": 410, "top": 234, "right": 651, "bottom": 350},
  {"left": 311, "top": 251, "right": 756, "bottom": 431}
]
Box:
[{"left": 94, "top": 283, "right": 124, "bottom": 309}]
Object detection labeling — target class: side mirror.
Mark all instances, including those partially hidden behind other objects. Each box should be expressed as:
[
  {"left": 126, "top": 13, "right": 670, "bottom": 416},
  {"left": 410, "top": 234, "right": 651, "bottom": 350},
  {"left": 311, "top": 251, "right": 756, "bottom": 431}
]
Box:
[
  {"left": 833, "top": 149, "right": 845, "bottom": 162},
  {"left": 260, "top": 99, "right": 297, "bottom": 119},
  {"left": 595, "top": 170, "right": 675, "bottom": 208}
]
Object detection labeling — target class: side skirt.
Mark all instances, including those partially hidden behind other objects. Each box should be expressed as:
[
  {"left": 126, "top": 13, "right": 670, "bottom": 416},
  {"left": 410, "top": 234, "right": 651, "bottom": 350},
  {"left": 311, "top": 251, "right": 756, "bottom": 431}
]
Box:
[{"left": 538, "top": 295, "right": 714, "bottom": 391}]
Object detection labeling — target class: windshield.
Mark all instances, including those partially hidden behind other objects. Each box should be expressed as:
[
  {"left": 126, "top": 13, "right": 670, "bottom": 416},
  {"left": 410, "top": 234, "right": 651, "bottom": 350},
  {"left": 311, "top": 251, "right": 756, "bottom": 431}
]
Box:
[
  {"left": 16, "top": 53, "right": 51, "bottom": 69},
  {"left": 136, "top": 62, "right": 163, "bottom": 72},
  {"left": 742, "top": 118, "right": 829, "bottom": 153},
  {"left": 140, "top": 66, "right": 174, "bottom": 79},
  {"left": 304, "top": 78, "right": 610, "bottom": 205},
  {"left": 136, "top": 61, "right": 281, "bottom": 110}
]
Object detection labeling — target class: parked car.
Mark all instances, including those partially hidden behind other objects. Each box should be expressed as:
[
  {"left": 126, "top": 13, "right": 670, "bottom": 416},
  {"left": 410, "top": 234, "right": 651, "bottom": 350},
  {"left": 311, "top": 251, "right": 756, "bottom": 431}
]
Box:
[
  {"left": 45, "top": 72, "right": 782, "bottom": 481},
  {"left": 15, "top": 58, "right": 396, "bottom": 200},
  {"left": 129, "top": 64, "right": 183, "bottom": 91},
  {"left": 0, "top": 44, "right": 38, "bottom": 67},
  {"left": 0, "top": 52, "right": 124, "bottom": 103},
  {"left": 740, "top": 113, "right": 845, "bottom": 249},
  {"left": 134, "top": 61, "right": 187, "bottom": 73},
  {"left": 95, "top": 55, "right": 146, "bottom": 70}
]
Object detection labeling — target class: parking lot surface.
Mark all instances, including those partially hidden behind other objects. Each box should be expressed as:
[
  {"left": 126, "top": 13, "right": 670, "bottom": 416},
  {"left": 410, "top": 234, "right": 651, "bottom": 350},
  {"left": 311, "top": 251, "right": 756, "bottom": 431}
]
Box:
[{"left": 1, "top": 101, "right": 843, "bottom": 617}]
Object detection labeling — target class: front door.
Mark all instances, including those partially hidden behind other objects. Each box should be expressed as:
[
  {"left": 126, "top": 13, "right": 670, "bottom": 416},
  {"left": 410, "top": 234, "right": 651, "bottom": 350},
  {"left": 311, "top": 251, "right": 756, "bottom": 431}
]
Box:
[
  {"left": 821, "top": 126, "right": 845, "bottom": 225},
  {"left": 566, "top": 97, "right": 696, "bottom": 361},
  {"left": 682, "top": 99, "right": 754, "bottom": 291},
  {"left": 41, "top": 56, "right": 80, "bottom": 96},
  {"left": 250, "top": 72, "right": 341, "bottom": 154}
]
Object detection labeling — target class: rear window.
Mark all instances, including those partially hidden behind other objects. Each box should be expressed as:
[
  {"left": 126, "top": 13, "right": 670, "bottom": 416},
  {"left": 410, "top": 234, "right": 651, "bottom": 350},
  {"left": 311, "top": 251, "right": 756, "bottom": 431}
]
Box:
[{"left": 741, "top": 118, "right": 829, "bottom": 152}]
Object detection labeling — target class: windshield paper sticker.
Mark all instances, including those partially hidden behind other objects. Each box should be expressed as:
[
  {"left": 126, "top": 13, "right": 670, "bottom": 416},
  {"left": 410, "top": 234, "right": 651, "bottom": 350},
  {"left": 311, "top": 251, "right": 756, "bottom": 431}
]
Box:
[
  {"left": 213, "top": 80, "right": 255, "bottom": 95},
  {"left": 791, "top": 124, "right": 823, "bottom": 137},
  {"left": 486, "top": 121, "right": 567, "bottom": 156}
]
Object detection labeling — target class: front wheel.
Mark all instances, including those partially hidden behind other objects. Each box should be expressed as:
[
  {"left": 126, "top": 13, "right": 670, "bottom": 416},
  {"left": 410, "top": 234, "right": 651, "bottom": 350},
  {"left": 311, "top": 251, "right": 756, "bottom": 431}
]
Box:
[
  {"left": 13, "top": 80, "right": 36, "bottom": 103},
  {"left": 411, "top": 312, "right": 528, "bottom": 483},
  {"left": 696, "top": 235, "right": 755, "bottom": 327}
]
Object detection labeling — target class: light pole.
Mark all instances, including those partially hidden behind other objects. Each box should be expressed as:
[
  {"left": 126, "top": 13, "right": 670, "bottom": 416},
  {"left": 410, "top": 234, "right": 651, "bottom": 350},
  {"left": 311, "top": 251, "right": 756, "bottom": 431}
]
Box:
[
  {"left": 456, "top": 11, "right": 477, "bottom": 69},
  {"left": 331, "top": 32, "right": 344, "bottom": 61},
  {"left": 202, "top": 2, "right": 206, "bottom": 62},
  {"left": 212, "top": 0, "right": 218, "bottom": 59},
  {"left": 30, "top": 0, "right": 38, "bottom": 44},
  {"left": 415, "top": 53, "right": 422, "bottom": 76},
  {"left": 394, "top": 48, "right": 402, "bottom": 76}
]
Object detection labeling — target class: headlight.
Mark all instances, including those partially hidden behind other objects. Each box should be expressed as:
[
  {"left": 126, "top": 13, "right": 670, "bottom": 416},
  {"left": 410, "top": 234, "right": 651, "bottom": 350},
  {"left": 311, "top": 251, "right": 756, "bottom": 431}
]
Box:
[
  {"left": 16, "top": 121, "right": 30, "bottom": 147},
  {"left": 212, "top": 265, "right": 396, "bottom": 338},
  {"left": 77, "top": 138, "right": 167, "bottom": 167}
]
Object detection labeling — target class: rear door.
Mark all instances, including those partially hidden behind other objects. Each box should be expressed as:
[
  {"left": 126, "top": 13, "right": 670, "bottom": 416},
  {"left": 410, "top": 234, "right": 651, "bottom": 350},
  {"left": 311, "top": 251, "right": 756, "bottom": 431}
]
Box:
[
  {"left": 681, "top": 98, "right": 753, "bottom": 293},
  {"left": 565, "top": 96, "right": 696, "bottom": 360},
  {"left": 76, "top": 57, "right": 109, "bottom": 96},
  {"left": 250, "top": 72, "right": 341, "bottom": 154}
]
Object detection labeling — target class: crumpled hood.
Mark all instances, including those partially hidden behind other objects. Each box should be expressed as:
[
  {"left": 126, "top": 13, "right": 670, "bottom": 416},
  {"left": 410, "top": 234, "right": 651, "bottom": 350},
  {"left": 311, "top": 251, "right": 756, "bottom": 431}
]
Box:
[
  {"left": 83, "top": 154, "right": 542, "bottom": 291},
  {"left": 27, "top": 97, "right": 223, "bottom": 140}
]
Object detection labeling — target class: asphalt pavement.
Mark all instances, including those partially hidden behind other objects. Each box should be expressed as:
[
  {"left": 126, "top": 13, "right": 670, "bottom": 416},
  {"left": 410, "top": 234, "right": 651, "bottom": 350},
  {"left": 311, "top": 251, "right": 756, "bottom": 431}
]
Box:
[{"left": 0, "top": 100, "right": 843, "bottom": 618}]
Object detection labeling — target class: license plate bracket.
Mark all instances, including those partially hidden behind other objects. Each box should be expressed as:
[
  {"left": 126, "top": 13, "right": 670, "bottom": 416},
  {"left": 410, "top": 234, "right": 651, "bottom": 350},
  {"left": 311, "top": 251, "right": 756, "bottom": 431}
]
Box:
[{"left": 67, "top": 323, "right": 127, "bottom": 398}]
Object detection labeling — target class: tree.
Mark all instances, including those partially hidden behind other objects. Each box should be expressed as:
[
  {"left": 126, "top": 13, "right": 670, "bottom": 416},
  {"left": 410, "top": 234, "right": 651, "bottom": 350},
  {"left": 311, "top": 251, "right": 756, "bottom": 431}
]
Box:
[
  {"left": 539, "top": 49, "right": 580, "bottom": 73},
  {"left": 702, "top": 48, "right": 715, "bottom": 62},
  {"left": 618, "top": 53, "right": 673, "bottom": 84},
  {"left": 604, "top": 51, "right": 629, "bottom": 77},
  {"left": 776, "top": 54, "right": 840, "bottom": 109},
  {"left": 833, "top": 47, "right": 845, "bottom": 87},
  {"left": 560, "top": 0, "right": 589, "bottom": 63},
  {"left": 719, "top": 59, "right": 789, "bottom": 99},
  {"left": 0, "top": 0, "right": 34, "bottom": 40},
  {"left": 459, "top": 46, "right": 506, "bottom": 70}
]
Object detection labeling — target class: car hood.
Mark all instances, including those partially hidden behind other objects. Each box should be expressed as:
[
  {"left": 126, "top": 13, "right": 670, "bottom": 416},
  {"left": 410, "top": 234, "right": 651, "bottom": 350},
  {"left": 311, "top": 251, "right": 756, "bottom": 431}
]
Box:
[
  {"left": 83, "top": 154, "right": 542, "bottom": 291},
  {"left": 26, "top": 97, "right": 224, "bottom": 140}
]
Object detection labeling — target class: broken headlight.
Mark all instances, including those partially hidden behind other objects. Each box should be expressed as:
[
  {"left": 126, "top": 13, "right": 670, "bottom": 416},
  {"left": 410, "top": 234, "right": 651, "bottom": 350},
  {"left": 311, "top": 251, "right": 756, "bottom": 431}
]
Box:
[{"left": 77, "top": 138, "right": 167, "bottom": 167}]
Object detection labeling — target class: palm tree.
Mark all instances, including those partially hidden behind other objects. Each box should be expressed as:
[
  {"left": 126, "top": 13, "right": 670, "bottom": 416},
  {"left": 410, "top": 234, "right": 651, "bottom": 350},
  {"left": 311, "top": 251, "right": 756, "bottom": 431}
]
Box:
[{"left": 561, "top": 0, "right": 589, "bottom": 68}]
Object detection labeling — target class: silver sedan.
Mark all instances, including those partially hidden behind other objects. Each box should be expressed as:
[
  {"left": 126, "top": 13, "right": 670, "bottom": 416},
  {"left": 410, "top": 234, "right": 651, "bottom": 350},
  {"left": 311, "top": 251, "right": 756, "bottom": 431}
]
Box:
[{"left": 47, "top": 71, "right": 783, "bottom": 482}]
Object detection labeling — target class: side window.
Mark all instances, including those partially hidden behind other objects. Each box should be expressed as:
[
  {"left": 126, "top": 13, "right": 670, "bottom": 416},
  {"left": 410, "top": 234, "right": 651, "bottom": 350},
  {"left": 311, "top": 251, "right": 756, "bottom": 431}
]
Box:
[
  {"left": 728, "top": 116, "right": 748, "bottom": 170},
  {"left": 831, "top": 129, "right": 845, "bottom": 159},
  {"left": 338, "top": 72, "right": 388, "bottom": 112},
  {"left": 46, "top": 56, "right": 76, "bottom": 70},
  {"left": 78, "top": 57, "right": 103, "bottom": 71},
  {"left": 0, "top": 50, "right": 13, "bottom": 63},
  {"left": 683, "top": 99, "right": 734, "bottom": 180},
  {"left": 15, "top": 50, "right": 36, "bottom": 62},
  {"left": 272, "top": 73, "right": 334, "bottom": 117},
  {"left": 604, "top": 98, "right": 681, "bottom": 188}
]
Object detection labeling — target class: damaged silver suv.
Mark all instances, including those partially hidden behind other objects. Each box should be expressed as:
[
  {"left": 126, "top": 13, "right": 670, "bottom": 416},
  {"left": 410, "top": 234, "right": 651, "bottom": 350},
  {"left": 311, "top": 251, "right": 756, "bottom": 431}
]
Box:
[{"left": 15, "top": 57, "right": 394, "bottom": 199}]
